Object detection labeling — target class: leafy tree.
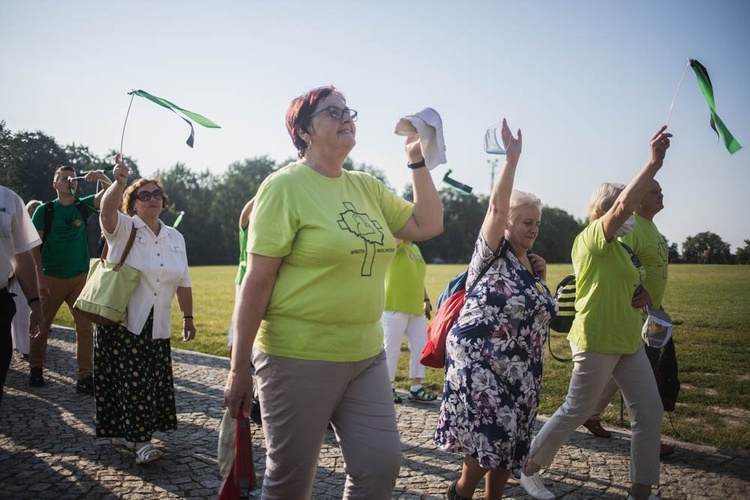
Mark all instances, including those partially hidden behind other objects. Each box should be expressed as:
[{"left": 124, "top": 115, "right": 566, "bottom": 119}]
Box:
[
  {"left": 211, "top": 156, "right": 277, "bottom": 264},
  {"left": 668, "top": 242, "right": 680, "bottom": 263},
  {"left": 682, "top": 231, "right": 731, "bottom": 264},
  {"left": 417, "top": 189, "right": 486, "bottom": 263},
  {"left": 736, "top": 240, "right": 750, "bottom": 265},
  {"left": 534, "top": 207, "right": 585, "bottom": 263},
  {"left": 0, "top": 125, "right": 68, "bottom": 202},
  {"left": 155, "top": 163, "right": 220, "bottom": 265}
]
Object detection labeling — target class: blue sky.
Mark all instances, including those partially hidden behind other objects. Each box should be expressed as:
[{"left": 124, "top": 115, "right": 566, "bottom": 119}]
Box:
[{"left": 2, "top": 0, "right": 748, "bottom": 250}]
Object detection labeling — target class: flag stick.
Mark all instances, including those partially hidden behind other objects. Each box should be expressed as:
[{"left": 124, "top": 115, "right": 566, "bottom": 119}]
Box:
[
  {"left": 666, "top": 59, "right": 691, "bottom": 127},
  {"left": 120, "top": 91, "right": 136, "bottom": 157}
]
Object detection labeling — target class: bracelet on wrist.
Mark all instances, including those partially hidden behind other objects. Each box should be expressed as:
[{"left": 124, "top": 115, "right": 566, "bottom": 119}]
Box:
[
  {"left": 183, "top": 315, "right": 194, "bottom": 320},
  {"left": 407, "top": 159, "right": 426, "bottom": 169},
  {"left": 27, "top": 296, "right": 41, "bottom": 306}
]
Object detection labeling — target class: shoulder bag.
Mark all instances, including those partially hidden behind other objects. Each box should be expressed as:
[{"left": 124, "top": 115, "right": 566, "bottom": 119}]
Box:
[{"left": 73, "top": 223, "right": 141, "bottom": 326}]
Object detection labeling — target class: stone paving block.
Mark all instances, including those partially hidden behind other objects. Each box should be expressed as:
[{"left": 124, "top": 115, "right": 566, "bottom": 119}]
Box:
[{"left": 1, "top": 326, "right": 749, "bottom": 499}]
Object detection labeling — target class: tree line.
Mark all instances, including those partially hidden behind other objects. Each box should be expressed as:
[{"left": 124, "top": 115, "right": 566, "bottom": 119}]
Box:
[{"left": 2, "top": 121, "right": 748, "bottom": 265}]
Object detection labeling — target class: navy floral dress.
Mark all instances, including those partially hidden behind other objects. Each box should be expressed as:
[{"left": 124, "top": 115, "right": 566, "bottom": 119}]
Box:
[{"left": 434, "top": 234, "right": 557, "bottom": 474}]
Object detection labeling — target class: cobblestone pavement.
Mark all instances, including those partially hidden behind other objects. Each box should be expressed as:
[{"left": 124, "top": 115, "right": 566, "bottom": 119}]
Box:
[{"left": 1, "top": 326, "right": 748, "bottom": 499}]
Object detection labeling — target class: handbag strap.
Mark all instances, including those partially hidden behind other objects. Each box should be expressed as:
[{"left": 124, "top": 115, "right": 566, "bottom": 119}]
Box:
[{"left": 112, "top": 223, "right": 138, "bottom": 271}]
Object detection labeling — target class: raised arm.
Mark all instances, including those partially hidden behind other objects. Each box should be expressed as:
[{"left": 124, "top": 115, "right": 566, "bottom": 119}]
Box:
[
  {"left": 100, "top": 154, "right": 129, "bottom": 234},
  {"left": 86, "top": 170, "right": 113, "bottom": 209},
  {"left": 481, "top": 118, "right": 522, "bottom": 252},
  {"left": 224, "top": 253, "right": 282, "bottom": 418},
  {"left": 601, "top": 126, "right": 672, "bottom": 241},
  {"left": 393, "top": 135, "right": 443, "bottom": 241}
]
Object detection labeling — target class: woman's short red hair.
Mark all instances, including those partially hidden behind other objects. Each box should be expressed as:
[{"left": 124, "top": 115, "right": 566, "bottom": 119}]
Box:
[{"left": 285, "top": 85, "right": 344, "bottom": 158}]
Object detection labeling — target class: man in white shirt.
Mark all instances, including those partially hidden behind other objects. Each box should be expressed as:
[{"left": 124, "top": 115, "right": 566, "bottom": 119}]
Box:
[{"left": 1, "top": 185, "right": 44, "bottom": 405}]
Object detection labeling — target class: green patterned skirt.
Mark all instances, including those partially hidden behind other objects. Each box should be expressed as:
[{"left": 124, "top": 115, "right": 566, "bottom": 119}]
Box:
[{"left": 94, "top": 311, "right": 177, "bottom": 442}]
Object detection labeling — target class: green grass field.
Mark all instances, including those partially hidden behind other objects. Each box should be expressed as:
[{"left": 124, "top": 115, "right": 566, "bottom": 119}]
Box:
[{"left": 53, "top": 264, "right": 750, "bottom": 451}]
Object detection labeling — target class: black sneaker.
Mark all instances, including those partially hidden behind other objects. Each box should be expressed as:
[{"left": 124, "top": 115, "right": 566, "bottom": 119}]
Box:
[
  {"left": 29, "top": 368, "right": 45, "bottom": 387},
  {"left": 76, "top": 375, "right": 94, "bottom": 395}
]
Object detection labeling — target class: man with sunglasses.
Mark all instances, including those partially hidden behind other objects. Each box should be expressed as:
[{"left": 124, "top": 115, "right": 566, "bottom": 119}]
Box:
[{"left": 29, "top": 166, "right": 111, "bottom": 394}]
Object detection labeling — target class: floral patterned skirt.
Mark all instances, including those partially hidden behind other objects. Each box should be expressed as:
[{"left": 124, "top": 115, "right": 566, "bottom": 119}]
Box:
[
  {"left": 94, "top": 312, "right": 177, "bottom": 442},
  {"left": 434, "top": 326, "right": 543, "bottom": 474}
]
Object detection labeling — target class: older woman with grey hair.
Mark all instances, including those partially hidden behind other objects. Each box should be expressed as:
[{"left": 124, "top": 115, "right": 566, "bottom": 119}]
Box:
[
  {"left": 435, "top": 119, "right": 558, "bottom": 500},
  {"left": 519, "top": 126, "right": 672, "bottom": 500}
]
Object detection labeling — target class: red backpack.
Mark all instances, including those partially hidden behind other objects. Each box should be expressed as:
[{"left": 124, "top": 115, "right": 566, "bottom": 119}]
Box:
[{"left": 420, "top": 249, "right": 503, "bottom": 368}]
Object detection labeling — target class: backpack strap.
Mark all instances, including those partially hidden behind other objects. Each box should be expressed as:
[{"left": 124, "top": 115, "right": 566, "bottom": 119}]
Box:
[
  {"left": 466, "top": 240, "right": 509, "bottom": 296},
  {"left": 41, "top": 198, "right": 91, "bottom": 247},
  {"left": 42, "top": 201, "right": 55, "bottom": 246},
  {"left": 74, "top": 198, "right": 91, "bottom": 227}
]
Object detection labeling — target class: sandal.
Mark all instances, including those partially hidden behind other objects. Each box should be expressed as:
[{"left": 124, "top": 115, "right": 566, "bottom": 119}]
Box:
[
  {"left": 112, "top": 437, "right": 136, "bottom": 450},
  {"left": 408, "top": 387, "right": 438, "bottom": 403},
  {"left": 135, "top": 442, "right": 165, "bottom": 465},
  {"left": 392, "top": 388, "right": 403, "bottom": 404}
]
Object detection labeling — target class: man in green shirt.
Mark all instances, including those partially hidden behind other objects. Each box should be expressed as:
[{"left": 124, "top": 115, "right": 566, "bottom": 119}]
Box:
[{"left": 29, "top": 166, "right": 110, "bottom": 394}]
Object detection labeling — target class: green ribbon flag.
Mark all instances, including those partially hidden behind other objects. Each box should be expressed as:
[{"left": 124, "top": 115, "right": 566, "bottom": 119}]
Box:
[
  {"left": 130, "top": 89, "right": 220, "bottom": 147},
  {"left": 442, "top": 169, "right": 473, "bottom": 195},
  {"left": 689, "top": 60, "right": 742, "bottom": 154}
]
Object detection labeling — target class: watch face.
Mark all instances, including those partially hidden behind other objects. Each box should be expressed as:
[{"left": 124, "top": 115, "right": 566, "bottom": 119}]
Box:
[{"left": 74, "top": 219, "right": 83, "bottom": 228}]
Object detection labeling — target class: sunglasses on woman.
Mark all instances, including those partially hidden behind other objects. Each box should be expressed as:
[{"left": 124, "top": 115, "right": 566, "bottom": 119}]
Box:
[{"left": 136, "top": 189, "right": 164, "bottom": 202}]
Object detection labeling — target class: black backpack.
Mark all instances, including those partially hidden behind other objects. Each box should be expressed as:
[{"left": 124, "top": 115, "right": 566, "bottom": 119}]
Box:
[
  {"left": 42, "top": 199, "right": 91, "bottom": 246},
  {"left": 549, "top": 241, "right": 639, "bottom": 334},
  {"left": 549, "top": 273, "right": 576, "bottom": 333}
]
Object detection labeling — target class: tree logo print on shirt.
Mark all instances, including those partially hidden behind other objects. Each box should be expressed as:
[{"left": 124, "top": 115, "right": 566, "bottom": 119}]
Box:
[{"left": 337, "top": 201, "right": 384, "bottom": 276}]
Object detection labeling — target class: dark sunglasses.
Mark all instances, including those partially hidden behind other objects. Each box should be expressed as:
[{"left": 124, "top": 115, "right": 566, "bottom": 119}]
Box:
[
  {"left": 309, "top": 105, "right": 358, "bottom": 122},
  {"left": 136, "top": 189, "right": 164, "bottom": 202}
]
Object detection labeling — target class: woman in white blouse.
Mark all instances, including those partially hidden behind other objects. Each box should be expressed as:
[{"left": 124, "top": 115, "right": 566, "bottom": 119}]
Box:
[{"left": 96, "top": 154, "right": 196, "bottom": 465}]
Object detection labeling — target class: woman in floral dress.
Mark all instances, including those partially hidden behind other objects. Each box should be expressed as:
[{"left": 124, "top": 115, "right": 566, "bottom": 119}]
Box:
[{"left": 435, "top": 119, "right": 557, "bottom": 500}]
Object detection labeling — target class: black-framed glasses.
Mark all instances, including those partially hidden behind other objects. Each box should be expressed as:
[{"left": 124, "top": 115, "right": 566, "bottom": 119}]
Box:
[
  {"left": 136, "top": 189, "right": 164, "bottom": 202},
  {"left": 309, "top": 105, "right": 358, "bottom": 122}
]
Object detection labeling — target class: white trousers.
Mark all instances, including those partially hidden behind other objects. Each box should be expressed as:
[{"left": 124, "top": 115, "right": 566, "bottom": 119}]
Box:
[
  {"left": 529, "top": 343, "right": 663, "bottom": 485},
  {"left": 10, "top": 280, "right": 30, "bottom": 355},
  {"left": 381, "top": 310, "right": 427, "bottom": 383}
]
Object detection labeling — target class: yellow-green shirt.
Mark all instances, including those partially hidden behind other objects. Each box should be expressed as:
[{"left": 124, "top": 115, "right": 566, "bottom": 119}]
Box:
[
  {"left": 248, "top": 162, "right": 413, "bottom": 362},
  {"left": 567, "top": 219, "right": 645, "bottom": 354},
  {"left": 384, "top": 242, "right": 426, "bottom": 315},
  {"left": 620, "top": 214, "right": 668, "bottom": 309}
]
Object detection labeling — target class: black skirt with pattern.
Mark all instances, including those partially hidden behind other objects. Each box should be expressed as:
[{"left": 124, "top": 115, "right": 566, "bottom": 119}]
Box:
[{"left": 94, "top": 311, "right": 177, "bottom": 442}]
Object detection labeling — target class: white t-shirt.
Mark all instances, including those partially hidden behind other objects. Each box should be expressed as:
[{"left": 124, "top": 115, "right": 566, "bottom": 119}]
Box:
[
  {"left": 102, "top": 212, "right": 191, "bottom": 339},
  {"left": 0, "top": 186, "right": 41, "bottom": 289}
]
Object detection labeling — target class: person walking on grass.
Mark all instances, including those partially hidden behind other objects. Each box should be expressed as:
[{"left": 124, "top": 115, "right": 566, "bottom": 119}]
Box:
[{"left": 382, "top": 239, "right": 438, "bottom": 404}]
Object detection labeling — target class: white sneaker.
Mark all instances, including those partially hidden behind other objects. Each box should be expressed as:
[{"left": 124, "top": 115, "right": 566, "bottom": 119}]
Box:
[{"left": 519, "top": 472, "right": 555, "bottom": 500}]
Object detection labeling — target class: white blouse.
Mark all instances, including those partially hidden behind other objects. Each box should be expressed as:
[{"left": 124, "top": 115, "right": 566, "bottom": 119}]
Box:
[{"left": 102, "top": 212, "right": 191, "bottom": 339}]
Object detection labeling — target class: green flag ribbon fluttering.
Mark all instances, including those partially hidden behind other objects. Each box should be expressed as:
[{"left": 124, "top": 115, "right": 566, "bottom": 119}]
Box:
[
  {"left": 689, "top": 60, "right": 741, "bottom": 154},
  {"left": 442, "top": 169, "right": 473, "bottom": 195},
  {"left": 130, "top": 89, "right": 220, "bottom": 148}
]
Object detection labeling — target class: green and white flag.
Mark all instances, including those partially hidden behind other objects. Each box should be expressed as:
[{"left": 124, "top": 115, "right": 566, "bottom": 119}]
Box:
[
  {"left": 689, "top": 60, "right": 741, "bottom": 154},
  {"left": 130, "top": 89, "right": 220, "bottom": 147}
]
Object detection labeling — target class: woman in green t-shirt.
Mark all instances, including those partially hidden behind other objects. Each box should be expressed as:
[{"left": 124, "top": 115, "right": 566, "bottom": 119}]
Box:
[
  {"left": 520, "top": 126, "right": 673, "bottom": 500},
  {"left": 224, "top": 85, "right": 443, "bottom": 498}
]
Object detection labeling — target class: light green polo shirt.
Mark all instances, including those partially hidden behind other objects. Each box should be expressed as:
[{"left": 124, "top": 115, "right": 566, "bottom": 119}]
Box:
[
  {"left": 248, "top": 162, "right": 413, "bottom": 362},
  {"left": 384, "top": 242, "right": 426, "bottom": 315},
  {"left": 567, "top": 219, "right": 645, "bottom": 354},
  {"left": 620, "top": 213, "right": 669, "bottom": 309}
]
